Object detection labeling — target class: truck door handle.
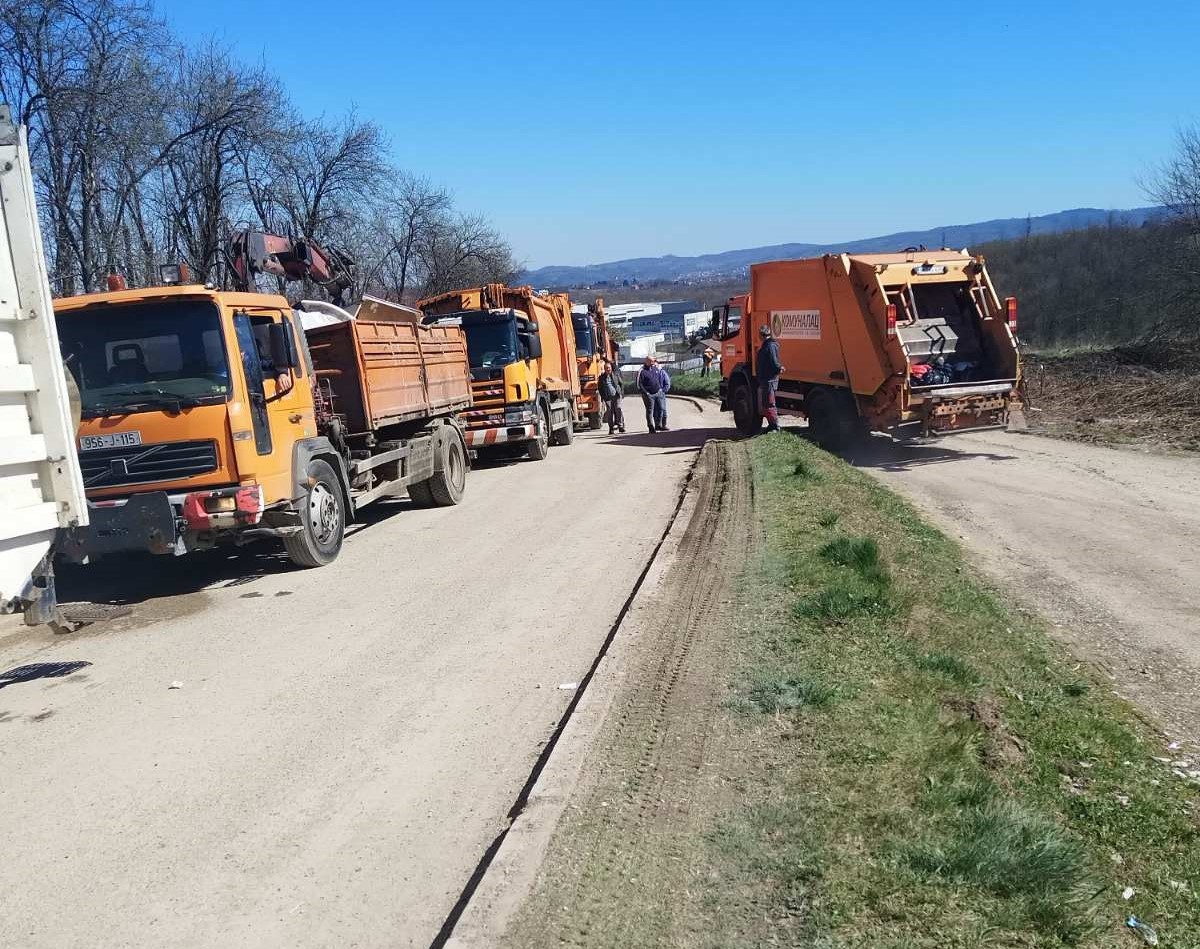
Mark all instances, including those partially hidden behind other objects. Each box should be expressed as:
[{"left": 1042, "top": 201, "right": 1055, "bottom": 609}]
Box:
[{"left": 288, "top": 413, "right": 303, "bottom": 423}]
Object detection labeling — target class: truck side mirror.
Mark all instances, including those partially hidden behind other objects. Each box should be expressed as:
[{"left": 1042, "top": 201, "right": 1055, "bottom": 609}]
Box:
[
  {"left": 268, "top": 322, "right": 300, "bottom": 369},
  {"left": 526, "top": 333, "right": 543, "bottom": 360}
]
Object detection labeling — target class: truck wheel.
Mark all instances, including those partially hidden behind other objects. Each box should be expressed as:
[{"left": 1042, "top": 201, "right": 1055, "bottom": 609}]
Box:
[
  {"left": 587, "top": 411, "right": 602, "bottom": 430},
  {"left": 552, "top": 409, "right": 575, "bottom": 446},
  {"left": 731, "top": 382, "right": 761, "bottom": 437},
  {"left": 806, "top": 388, "right": 861, "bottom": 452},
  {"left": 428, "top": 429, "right": 467, "bottom": 505},
  {"left": 527, "top": 407, "right": 551, "bottom": 461},
  {"left": 284, "top": 459, "right": 345, "bottom": 567},
  {"left": 407, "top": 479, "right": 434, "bottom": 507}
]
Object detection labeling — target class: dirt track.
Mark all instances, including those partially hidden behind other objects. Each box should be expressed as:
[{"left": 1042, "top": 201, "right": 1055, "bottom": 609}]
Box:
[
  {"left": 500, "top": 440, "right": 754, "bottom": 948},
  {"left": 858, "top": 431, "right": 1200, "bottom": 744},
  {"left": 0, "top": 400, "right": 723, "bottom": 949}
]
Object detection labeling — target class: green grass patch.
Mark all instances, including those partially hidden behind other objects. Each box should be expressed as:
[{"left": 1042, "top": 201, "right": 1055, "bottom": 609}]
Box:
[
  {"left": 667, "top": 370, "right": 720, "bottom": 398},
  {"left": 714, "top": 433, "right": 1200, "bottom": 947}
]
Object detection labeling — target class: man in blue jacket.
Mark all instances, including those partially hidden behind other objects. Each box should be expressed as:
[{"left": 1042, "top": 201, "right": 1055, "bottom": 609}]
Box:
[
  {"left": 636, "top": 356, "right": 671, "bottom": 432},
  {"left": 756, "top": 325, "right": 783, "bottom": 433}
]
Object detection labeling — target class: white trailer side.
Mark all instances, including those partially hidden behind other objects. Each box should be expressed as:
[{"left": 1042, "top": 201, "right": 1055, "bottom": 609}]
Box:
[{"left": 0, "top": 104, "right": 87, "bottom": 623}]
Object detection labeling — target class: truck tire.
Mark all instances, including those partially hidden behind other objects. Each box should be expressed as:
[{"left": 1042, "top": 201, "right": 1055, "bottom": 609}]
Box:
[
  {"left": 806, "top": 388, "right": 862, "bottom": 452},
  {"left": 587, "top": 411, "right": 602, "bottom": 430},
  {"left": 552, "top": 409, "right": 575, "bottom": 446},
  {"left": 731, "top": 381, "right": 761, "bottom": 437},
  {"left": 428, "top": 429, "right": 467, "bottom": 506},
  {"left": 527, "top": 406, "right": 551, "bottom": 461},
  {"left": 284, "top": 459, "right": 345, "bottom": 567},
  {"left": 407, "top": 479, "right": 434, "bottom": 507}
]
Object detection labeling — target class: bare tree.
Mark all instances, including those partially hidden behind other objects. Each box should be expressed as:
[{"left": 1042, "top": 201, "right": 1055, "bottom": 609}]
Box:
[
  {"left": 156, "top": 45, "right": 279, "bottom": 282},
  {"left": 415, "top": 213, "right": 520, "bottom": 298}
]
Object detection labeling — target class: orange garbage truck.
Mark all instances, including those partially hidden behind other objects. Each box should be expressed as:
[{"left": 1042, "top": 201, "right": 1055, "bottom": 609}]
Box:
[
  {"left": 55, "top": 284, "right": 471, "bottom": 568},
  {"left": 715, "top": 249, "right": 1022, "bottom": 448},
  {"left": 419, "top": 284, "right": 581, "bottom": 460},
  {"left": 571, "top": 297, "right": 617, "bottom": 431}
]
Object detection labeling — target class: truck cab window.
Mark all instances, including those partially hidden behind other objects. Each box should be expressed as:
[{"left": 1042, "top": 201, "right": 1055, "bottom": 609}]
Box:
[{"left": 723, "top": 306, "right": 742, "bottom": 339}]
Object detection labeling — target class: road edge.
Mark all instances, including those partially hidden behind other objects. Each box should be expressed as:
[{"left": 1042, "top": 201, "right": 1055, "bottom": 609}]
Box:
[{"left": 439, "top": 450, "right": 710, "bottom": 948}]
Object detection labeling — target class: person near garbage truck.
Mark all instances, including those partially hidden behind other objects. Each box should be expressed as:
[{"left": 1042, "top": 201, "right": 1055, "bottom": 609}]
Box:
[
  {"left": 636, "top": 356, "right": 671, "bottom": 433},
  {"left": 756, "top": 325, "right": 783, "bottom": 433},
  {"left": 701, "top": 347, "right": 714, "bottom": 377},
  {"left": 597, "top": 359, "right": 626, "bottom": 435}
]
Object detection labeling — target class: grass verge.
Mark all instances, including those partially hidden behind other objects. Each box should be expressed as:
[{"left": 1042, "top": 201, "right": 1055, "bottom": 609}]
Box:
[{"left": 717, "top": 433, "right": 1199, "bottom": 946}]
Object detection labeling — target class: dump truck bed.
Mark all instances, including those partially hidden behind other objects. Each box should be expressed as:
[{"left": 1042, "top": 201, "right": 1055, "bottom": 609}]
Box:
[{"left": 304, "top": 296, "right": 471, "bottom": 435}]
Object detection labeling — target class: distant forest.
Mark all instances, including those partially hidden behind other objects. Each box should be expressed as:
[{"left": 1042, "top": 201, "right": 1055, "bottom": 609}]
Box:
[{"left": 574, "top": 219, "right": 1197, "bottom": 351}]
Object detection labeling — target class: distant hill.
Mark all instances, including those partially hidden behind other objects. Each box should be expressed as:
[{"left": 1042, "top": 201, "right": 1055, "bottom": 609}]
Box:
[{"left": 523, "top": 207, "right": 1163, "bottom": 287}]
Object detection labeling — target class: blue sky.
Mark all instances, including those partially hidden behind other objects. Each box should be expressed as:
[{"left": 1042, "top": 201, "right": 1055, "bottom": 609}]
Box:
[{"left": 161, "top": 0, "right": 1200, "bottom": 268}]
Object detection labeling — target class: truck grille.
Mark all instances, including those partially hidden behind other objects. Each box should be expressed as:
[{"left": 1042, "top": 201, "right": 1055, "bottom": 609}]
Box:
[
  {"left": 470, "top": 379, "right": 505, "bottom": 409},
  {"left": 81, "top": 439, "right": 219, "bottom": 489}
]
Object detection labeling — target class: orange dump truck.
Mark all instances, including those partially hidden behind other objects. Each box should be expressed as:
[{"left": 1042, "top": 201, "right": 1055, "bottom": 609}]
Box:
[
  {"left": 715, "top": 250, "right": 1022, "bottom": 448},
  {"left": 419, "top": 284, "right": 581, "bottom": 460},
  {"left": 55, "top": 289, "right": 470, "bottom": 567}
]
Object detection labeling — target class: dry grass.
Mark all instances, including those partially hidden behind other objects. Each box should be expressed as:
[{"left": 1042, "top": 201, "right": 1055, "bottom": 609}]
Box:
[{"left": 1024, "top": 340, "right": 1200, "bottom": 451}]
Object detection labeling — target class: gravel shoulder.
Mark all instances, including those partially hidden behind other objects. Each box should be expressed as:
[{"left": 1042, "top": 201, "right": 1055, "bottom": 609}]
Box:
[{"left": 857, "top": 430, "right": 1200, "bottom": 745}]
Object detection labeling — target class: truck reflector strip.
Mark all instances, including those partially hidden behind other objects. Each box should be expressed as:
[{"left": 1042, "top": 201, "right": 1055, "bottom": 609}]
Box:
[{"left": 464, "top": 425, "right": 536, "bottom": 447}]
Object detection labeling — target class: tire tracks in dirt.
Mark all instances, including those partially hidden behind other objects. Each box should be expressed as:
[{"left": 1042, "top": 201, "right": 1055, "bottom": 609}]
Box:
[{"left": 494, "top": 439, "right": 754, "bottom": 948}]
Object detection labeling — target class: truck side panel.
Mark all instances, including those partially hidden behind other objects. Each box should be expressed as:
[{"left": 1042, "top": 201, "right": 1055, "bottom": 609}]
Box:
[
  {"left": 750, "top": 259, "right": 849, "bottom": 386},
  {"left": 828, "top": 256, "right": 891, "bottom": 396},
  {"left": 0, "top": 108, "right": 87, "bottom": 612},
  {"left": 307, "top": 317, "right": 470, "bottom": 433}
]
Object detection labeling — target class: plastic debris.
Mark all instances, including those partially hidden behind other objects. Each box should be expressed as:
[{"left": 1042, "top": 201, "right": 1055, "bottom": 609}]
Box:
[
  {"left": 1168, "top": 741, "right": 1181, "bottom": 751},
  {"left": 1122, "top": 886, "right": 1136, "bottom": 900},
  {"left": 557, "top": 682, "right": 578, "bottom": 691},
  {"left": 168, "top": 681, "right": 183, "bottom": 690},
  {"left": 1126, "top": 916, "right": 1159, "bottom": 945},
  {"left": 1169, "top": 879, "right": 1188, "bottom": 892}
]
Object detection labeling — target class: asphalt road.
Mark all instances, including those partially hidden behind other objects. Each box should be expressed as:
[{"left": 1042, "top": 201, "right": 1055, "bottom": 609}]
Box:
[
  {"left": 0, "top": 399, "right": 724, "bottom": 949},
  {"left": 860, "top": 430, "right": 1200, "bottom": 745}
]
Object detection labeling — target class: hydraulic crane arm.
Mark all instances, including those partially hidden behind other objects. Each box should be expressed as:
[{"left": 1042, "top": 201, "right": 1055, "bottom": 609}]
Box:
[{"left": 228, "top": 229, "right": 355, "bottom": 305}]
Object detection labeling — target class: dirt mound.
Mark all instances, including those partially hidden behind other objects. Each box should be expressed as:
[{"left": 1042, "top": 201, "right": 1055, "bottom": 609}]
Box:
[{"left": 1024, "top": 339, "right": 1200, "bottom": 451}]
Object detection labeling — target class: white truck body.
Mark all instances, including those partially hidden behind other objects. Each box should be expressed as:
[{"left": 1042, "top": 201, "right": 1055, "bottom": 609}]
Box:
[{"left": 0, "top": 104, "right": 87, "bottom": 622}]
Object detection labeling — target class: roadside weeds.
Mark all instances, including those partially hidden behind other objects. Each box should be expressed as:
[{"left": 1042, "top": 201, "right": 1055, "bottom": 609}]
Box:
[{"left": 503, "top": 433, "right": 1200, "bottom": 948}]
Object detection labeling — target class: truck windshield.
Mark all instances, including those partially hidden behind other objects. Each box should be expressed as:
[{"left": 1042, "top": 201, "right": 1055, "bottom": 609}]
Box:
[
  {"left": 57, "top": 300, "right": 231, "bottom": 418},
  {"left": 464, "top": 318, "right": 519, "bottom": 368},
  {"left": 572, "top": 315, "right": 595, "bottom": 357}
]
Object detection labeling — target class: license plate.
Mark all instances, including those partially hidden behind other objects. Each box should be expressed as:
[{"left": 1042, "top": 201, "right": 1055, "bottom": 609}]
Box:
[{"left": 79, "top": 431, "right": 142, "bottom": 452}]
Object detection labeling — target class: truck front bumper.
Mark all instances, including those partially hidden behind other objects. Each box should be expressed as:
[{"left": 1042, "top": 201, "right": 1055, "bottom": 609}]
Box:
[
  {"left": 62, "top": 492, "right": 180, "bottom": 561},
  {"left": 464, "top": 424, "right": 537, "bottom": 448}
]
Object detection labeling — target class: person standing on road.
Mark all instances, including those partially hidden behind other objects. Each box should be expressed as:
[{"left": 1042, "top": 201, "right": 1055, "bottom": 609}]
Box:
[
  {"left": 598, "top": 359, "right": 625, "bottom": 435},
  {"left": 756, "top": 325, "right": 783, "bottom": 433},
  {"left": 636, "top": 355, "right": 671, "bottom": 433},
  {"left": 701, "top": 347, "right": 714, "bottom": 377}
]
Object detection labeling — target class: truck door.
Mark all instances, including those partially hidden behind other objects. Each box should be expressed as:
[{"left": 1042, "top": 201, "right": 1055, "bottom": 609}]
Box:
[{"left": 231, "top": 309, "right": 314, "bottom": 504}]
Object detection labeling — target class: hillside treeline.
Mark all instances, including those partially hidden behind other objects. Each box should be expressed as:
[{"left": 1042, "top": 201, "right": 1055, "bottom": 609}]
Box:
[
  {"left": 0, "top": 0, "right": 517, "bottom": 302},
  {"left": 979, "top": 220, "right": 1194, "bottom": 349}
]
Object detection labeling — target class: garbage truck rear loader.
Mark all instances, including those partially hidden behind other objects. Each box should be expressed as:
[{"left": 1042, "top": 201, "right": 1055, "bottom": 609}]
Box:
[{"left": 717, "top": 250, "right": 1022, "bottom": 448}]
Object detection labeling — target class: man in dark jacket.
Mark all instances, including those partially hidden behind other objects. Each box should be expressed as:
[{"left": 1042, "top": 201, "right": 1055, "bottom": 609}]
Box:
[
  {"left": 636, "top": 356, "right": 671, "bottom": 432},
  {"left": 597, "top": 359, "right": 625, "bottom": 434},
  {"left": 756, "top": 325, "right": 783, "bottom": 432}
]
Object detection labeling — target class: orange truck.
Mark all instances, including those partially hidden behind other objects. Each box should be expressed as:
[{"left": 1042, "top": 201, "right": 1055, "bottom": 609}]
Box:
[
  {"left": 571, "top": 298, "right": 617, "bottom": 430},
  {"left": 55, "top": 287, "right": 471, "bottom": 568},
  {"left": 419, "top": 283, "right": 581, "bottom": 460},
  {"left": 715, "top": 249, "right": 1021, "bottom": 448}
]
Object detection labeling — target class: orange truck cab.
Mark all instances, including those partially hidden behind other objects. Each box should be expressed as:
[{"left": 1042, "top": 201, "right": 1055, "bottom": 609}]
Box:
[
  {"left": 420, "top": 284, "right": 581, "bottom": 461},
  {"left": 55, "top": 285, "right": 470, "bottom": 567},
  {"left": 716, "top": 250, "right": 1021, "bottom": 448}
]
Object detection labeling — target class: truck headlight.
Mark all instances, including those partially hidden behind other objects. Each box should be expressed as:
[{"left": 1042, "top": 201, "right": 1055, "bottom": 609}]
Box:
[{"left": 504, "top": 408, "right": 534, "bottom": 424}]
